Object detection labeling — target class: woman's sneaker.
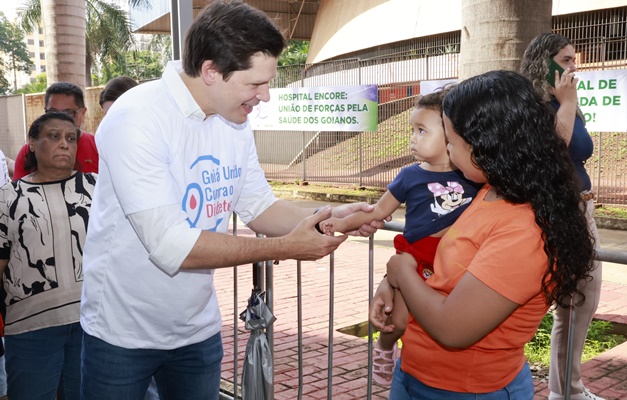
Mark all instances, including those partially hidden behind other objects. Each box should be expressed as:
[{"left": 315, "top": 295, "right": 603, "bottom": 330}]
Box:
[{"left": 548, "top": 387, "right": 605, "bottom": 400}]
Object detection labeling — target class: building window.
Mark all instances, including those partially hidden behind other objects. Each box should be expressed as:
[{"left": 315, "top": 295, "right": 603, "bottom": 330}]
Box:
[
  {"left": 27, "top": 39, "right": 34, "bottom": 45},
  {"left": 39, "top": 40, "right": 44, "bottom": 47},
  {"left": 41, "top": 66, "right": 46, "bottom": 72},
  {"left": 40, "top": 53, "right": 45, "bottom": 60},
  {"left": 38, "top": 27, "right": 43, "bottom": 34},
  {"left": 29, "top": 52, "right": 35, "bottom": 58}
]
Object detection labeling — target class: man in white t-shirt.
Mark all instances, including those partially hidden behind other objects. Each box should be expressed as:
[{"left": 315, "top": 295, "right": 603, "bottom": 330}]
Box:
[{"left": 79, "top": 1, "right": 385, "bottom": 399}]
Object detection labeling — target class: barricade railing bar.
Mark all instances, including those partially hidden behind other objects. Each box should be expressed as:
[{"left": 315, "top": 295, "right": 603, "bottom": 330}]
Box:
[{"left": 220, "top": 217, "right": 626, "bottom": 399}]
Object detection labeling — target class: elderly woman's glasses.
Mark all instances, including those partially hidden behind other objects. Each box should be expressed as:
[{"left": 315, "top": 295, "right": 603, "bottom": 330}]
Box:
[{"left": 44, "top": 107, "right": 84, "bottom": 118}]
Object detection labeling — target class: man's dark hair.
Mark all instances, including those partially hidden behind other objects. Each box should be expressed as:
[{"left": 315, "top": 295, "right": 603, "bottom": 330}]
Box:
[
  {"left": 99, "top": 76, "right": 138, "bottom": 107},
  {"left": 183, "top": 0, "right": 285, "bottom": 81},
  {"left": 44, "top": 82, "right": 85, "bottom": 109}
]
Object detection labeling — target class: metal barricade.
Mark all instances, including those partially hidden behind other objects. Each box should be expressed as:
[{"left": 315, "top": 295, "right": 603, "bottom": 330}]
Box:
[{"left": 220, "top": 217, "right": 627, "bottom": 399}]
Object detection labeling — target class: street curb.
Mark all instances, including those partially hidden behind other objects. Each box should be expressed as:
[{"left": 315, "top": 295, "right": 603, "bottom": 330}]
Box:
[{"left": 596, "top": 216, "right": 627, "bottom": 231}]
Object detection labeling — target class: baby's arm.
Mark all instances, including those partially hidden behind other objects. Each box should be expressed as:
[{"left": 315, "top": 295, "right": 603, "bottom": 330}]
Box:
[{"left": 319, "top": 191, "right": 401, "bottom": 234}]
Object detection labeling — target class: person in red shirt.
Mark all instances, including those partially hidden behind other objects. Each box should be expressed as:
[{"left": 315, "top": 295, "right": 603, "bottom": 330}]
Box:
[{"left": 13, "top": 82, "right": 98, "bottom": 180}]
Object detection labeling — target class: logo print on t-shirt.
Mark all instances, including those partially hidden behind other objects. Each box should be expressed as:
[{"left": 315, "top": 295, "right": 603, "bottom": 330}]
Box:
[
  {"left": 182, "top": 182, "right": 203, "bottom": 228},
  {"left": 182, "top": 154, "right": 237, "bottom": 230},
  {"left": 427, "top": 181, "right": 472, "bottom": 216}
]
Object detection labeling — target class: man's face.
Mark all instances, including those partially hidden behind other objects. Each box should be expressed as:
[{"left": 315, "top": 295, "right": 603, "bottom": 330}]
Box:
[
  {"left": 45, "top": 94, "right": 86, "bottom": 129},
  {"left": 207, "top": 52, "right": 277, "bottom": 124}
]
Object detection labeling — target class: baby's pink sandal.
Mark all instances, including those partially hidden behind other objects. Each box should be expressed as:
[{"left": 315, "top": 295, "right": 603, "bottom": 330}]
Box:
[{"left": 372, "top": 342, "right": 399, "bottom": 386}]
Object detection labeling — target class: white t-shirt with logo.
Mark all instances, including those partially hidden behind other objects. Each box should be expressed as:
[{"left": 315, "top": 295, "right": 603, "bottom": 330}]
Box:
[{"left": 80, "top": 61, "right": 277, "bottom": 349}]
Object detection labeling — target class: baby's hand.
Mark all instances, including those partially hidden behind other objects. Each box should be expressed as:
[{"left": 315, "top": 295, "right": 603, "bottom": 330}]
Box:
[{"left": 318, "top": 217, "right": 343, "bottom": 236}]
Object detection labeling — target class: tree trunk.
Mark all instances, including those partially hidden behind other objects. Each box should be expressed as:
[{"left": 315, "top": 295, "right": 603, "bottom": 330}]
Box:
[
  {"left": 41, "top": 0, "right": 86, "bottom": 89},
  {"left": 459, "top": 0, "right": 552, "bottom": 80},
  {"left": 86, "top": 40, "right": 93, "bottom": 87},
  {"left": 12, "top": 59, "right": 17, "bottom": 91}
]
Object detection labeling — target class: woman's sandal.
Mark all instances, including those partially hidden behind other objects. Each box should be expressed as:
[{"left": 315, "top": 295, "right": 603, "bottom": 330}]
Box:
[{"left": 372, "top": 341, "right": 399, "bottom": 386}]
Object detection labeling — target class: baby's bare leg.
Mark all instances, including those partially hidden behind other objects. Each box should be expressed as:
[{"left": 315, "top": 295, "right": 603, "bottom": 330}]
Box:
[{"left": 377, "top": 289, "right": 408, "bottom": 350}]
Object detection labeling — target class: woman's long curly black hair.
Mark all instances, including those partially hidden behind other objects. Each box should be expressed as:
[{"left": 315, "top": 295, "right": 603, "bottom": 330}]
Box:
[{"left": 443, "top": 70, "right": 595, "bottom": 308}]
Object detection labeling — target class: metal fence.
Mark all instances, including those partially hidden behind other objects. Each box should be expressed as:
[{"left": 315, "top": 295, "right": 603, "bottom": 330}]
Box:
[
  {"left": 1, "top": 9, "right": 626, "bottom": 204},
  {"left": 218, "top": 216, "right": 627, "bottom": 400},
  {"left": 257, "top": 7, "right": 627, "bottom": 206}
]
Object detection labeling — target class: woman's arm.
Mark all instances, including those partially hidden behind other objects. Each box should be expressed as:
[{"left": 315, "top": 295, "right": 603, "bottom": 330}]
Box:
[
  {"left": 386, "top": 253, "right": 518, "bottom": 348},
  {"left": 369, "top": 276, "right": 396, "bottom": 333},
  {"left": 553, "top": 67, "right": 579, "bottom": 145}
]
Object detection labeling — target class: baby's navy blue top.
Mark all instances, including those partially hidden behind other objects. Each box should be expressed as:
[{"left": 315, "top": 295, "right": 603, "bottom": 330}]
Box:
[{"left": 387, "top": 164, "right": 482, "bottom": 243}]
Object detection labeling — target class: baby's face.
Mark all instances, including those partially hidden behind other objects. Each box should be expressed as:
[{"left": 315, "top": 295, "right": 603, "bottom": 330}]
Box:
[{"left": 409, "top": 107, "right": 449, "bottom": 166}]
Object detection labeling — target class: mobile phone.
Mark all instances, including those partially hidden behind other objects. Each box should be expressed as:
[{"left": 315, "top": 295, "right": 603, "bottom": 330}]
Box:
[{"left": 546, "top": 58, "right": 565, "bottom": 87}]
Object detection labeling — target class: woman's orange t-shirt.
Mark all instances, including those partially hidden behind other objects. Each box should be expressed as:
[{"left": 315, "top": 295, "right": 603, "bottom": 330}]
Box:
[{"left": 400, "top": 185, "right": 551, "bottom": 393}]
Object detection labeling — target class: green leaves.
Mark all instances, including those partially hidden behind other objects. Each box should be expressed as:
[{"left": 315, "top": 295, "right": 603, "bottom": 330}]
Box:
[
  {"left": 278, "top": 40, "right": 309, "bottom": 67},
  {"left": 0, "top": 12, "right": 34, "bottom": 94},
  {"left": 16, "top": 0, "right": 147, "bottom": 86}
]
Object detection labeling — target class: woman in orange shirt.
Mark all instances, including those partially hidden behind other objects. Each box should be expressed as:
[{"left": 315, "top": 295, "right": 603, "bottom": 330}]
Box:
[{"left": 370, "top": 70, "right": 595, "bottom": 399}]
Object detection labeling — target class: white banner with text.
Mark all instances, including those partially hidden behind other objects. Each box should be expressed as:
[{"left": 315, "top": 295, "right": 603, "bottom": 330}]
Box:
[
  {"left": 420, "top": 69, "right": 627, "bottom": 132},
  {"left": 249, "top": 85, "right": 378, "bottom": 132}
]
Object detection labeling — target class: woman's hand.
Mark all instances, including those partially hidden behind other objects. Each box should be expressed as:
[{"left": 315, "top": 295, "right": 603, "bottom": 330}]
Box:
[
  {"left": 386, "top": 252, "right": 418, "bottom": 290},
  {"left": 369, "top": 277, "right": 395, "bottom": 332},
  {"left": 553, "top": 67, "right": 579, "bottom": 107}
]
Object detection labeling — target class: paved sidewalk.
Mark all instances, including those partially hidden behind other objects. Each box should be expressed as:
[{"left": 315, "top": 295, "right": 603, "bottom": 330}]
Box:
[{"left": 215, "top": 205, "right": 627, "bottom": 399}]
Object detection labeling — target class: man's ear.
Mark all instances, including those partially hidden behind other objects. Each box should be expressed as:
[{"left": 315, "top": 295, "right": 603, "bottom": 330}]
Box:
[
  {"left": 200, "top": 60, "right": 220, "bottom": 85},
  {"left": 76, "top": 107, "right": 87, "bottom": 130}
]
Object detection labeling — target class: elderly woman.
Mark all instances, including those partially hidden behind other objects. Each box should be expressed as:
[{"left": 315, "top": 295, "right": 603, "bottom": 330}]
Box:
[{"left": 0, "top": 112, "right": 97, "bottom": 400}]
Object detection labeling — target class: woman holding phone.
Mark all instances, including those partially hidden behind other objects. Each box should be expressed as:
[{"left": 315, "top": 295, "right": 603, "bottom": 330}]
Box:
[{"left": 521, "top": 33, "right": 603, "bottom": 400}]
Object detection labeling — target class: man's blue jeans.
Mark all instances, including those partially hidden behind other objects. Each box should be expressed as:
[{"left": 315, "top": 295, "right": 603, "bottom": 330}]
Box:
[
  {"left": 81, "top": 332, "right": 223, "bottom": 400},
  {"left": 5, "top": 322, "right": 83, "bottom": 400}
]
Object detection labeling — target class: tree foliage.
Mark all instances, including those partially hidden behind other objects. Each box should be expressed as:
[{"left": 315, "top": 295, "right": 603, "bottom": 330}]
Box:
[
  {"left": 94, "top": 50, "right": 164, "bottom": 85},
  {"left": 85, "top": 0, "right": 135, "bottom": 85},
  {"left": 18, "top": 0, "right": 168, "bottom": 87},
  {"left": 92, "top": 34, "right": 171, "bottom": 85},
  {"left": 13, "top": 72, "right": 46, "bottom": 94},
  {"left": 0, "top": 12, "right": 34, "bottom": 94},
  {"left": 278, "top": 40, "right": 309, "bottom": 66}
]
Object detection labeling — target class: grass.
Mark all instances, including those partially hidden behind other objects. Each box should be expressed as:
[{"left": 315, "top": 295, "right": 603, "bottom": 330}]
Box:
[
  {"left": 524, "top": 314, "right": 625, "bottom": 366},
  {"left": 268, "top": 180, "right": 385, "bottom": 198},
  {"left": 596, "top": 205, "right": 627, "bottom": 219},
  {"left": 363, "top": 314, "right": 624, "bottom": 369}
]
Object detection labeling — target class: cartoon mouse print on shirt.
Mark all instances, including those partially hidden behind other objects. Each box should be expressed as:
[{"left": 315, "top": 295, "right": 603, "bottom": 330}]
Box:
[{"left": 427, "top": 181, "right": 472, "bottom": 216}]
